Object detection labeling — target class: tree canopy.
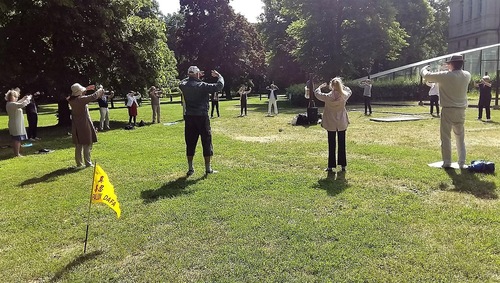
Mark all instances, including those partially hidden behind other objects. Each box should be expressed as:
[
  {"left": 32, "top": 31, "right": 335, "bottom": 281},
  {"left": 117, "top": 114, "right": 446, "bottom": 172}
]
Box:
[
  {"left": 257, "top": 0, "right": 449, "bottom": 81},
  {"left": 173, "top": 0, "right": 266, "bottom": 97},
  {"left": 0, "top": 0, "right": 177, "bottom": 98}
]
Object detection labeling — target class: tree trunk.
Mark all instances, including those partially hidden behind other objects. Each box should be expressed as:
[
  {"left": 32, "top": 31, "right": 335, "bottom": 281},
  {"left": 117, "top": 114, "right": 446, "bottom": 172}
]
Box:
[{"left": 57, "top": 96, "right": 72, "bottom": 127}]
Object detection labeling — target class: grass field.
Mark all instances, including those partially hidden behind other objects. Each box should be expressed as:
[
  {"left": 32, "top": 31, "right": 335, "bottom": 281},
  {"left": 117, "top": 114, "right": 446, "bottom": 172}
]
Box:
[{"left": 1, "top": 95, "right": 499, "bottom": 282}]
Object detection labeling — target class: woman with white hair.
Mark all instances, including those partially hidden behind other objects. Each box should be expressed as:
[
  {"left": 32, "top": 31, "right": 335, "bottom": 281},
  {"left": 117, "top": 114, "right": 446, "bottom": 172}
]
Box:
[
  {"left": 314, "top": 77, "right": 352, "bottom": 172},
  {"left": 67, "top": 83, "right": 104, "bottom": 168},
  {"left": 5, "top": 89, "right": 31, "bottom": 157}
]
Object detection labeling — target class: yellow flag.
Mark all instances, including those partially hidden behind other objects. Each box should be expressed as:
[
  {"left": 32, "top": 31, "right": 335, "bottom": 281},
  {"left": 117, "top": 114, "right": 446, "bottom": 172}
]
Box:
[{"left": 92, "top": 164, "right": 121, "bottom": 218}]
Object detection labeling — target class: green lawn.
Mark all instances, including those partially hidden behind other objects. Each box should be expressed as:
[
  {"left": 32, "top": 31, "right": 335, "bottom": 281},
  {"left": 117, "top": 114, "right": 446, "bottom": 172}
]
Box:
[{"left": 1, "top": 97, "right": 499, "bottom": 282}]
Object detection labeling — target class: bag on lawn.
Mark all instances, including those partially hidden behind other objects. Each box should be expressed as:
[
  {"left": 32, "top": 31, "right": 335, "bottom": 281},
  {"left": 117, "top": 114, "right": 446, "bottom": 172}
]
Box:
[{"left": 468, "top": 160, "right": 495, "bottom": 173}]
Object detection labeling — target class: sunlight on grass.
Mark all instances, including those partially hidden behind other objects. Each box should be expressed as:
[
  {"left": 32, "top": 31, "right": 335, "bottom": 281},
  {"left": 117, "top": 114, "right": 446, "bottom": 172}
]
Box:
[{"left": 1, "top": 98, "right": 500, "bottom": 282}]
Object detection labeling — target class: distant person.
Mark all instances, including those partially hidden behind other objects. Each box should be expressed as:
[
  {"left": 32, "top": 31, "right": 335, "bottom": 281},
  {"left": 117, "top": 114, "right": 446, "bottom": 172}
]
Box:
[
  {"left": 26, "top": 91, "right": 41, "bottom": 141},
  {"left": 421, "top": 54, "right": 471, "bottom": 169},
  {"left": 97, "top": 90, "right": 114, "bottom": 130},
  {"left": 149, "top": 86, "right": 162, "bottom": 123},
  {"left": 126, "top": 91, "right": 141, "bottom": 125},
  {"left": 426, "top": 81, "right": 440, "bottom": 117},
  {"left": 210, "top": 91, "right": 220, "bottom": 118},
  {"left": 238, "top": 85, "right": 252, "bottom": 116},
  {"left": 266, "top": 83, "right": 279, "bottom": 116},
  {"left": 312, "top": 77, "right": 352, "bottom": 172},
  {"left": 359, "top": 78, "right": 372, "bottom": 115},
  {"left": 68, "top": 83, "right": 104, "bottom": 168},
  {"left": 5, "top": 89, "right": 31, "bottom": 157},
  {"left": 179, "top": 66, "right": 224, "bottom": 176},
  {"left": 475, "top": 75, "right": 492, "bottom": 121}
]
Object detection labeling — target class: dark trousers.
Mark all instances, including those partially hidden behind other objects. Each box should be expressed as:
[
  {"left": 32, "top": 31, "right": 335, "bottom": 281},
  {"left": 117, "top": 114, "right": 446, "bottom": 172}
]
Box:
[
  {"left": 327, "top": 130, "right": 346, "bottom": 168},
  {"left": 211, "top": 101, "right": 219, "bottom": 117},
  {"left": 240, "top": 99, "right": 247, "bottom": 115},
  {"left": 478, "top": 95, "right": 491, "bottom": 119},
  {"left": 364, "top": 96, "right": 372, "bottom": 114},
  {"left": 27, "top": 112, "right": 38, "bottom": 139},
  {"left": 429, "top": 95, "right": 439, "bottom": 115},
  {"left": 185, "top": 115, "right": 213, "bottom": 157}
]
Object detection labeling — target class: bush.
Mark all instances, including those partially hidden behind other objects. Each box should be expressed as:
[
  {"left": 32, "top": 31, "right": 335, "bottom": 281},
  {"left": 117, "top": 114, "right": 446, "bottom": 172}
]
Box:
[
  {"left": 287, "top": 83, "right": 325, "bottom": 108},
  {"left": 345, "top": 79, "right": 428, "bottom": 103}
]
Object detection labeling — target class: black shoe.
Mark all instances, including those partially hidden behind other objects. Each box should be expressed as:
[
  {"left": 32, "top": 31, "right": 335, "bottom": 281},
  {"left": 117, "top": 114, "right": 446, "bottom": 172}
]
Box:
[
  {"left": 324, "top": 168, "right": 334, "bottom": 172},
  {"left": 341, "top": 166, "right": 346, "bottom": 171},
  {"left": 186, "top": 169, "right": 194, "bottom": 176}
]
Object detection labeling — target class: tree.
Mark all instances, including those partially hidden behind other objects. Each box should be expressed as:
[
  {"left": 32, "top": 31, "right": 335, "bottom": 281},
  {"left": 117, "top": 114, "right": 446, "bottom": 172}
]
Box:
[
  {"left": 176, "top": 0, "right": 265, "bottom": 98},
  {"left": 0, "top": 0, "right": 177, "bottom": 124},
  {"left": 386, "top": 0, "right": 448, "bottom": 68},
  {"left": 257, "top": 0, "right": 305, "bottom": 87},
  {"left": 282, "top": 0, "right": 409, "bottom": 80}
]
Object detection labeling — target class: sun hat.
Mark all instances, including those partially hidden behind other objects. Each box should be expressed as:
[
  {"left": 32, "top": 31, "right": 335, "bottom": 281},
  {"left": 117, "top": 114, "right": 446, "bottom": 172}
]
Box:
[
  {"left": 483, "top": 75, "right": 491, "bottom": 81},
  {"left": 446, "top": 54, "right": 464, "bottom": 63},
  {"left": 71, "top": 83, "right": 86, "bottom": 96},
  {"left": 187, "top": 66, "right": 201, "bottom": 74}
]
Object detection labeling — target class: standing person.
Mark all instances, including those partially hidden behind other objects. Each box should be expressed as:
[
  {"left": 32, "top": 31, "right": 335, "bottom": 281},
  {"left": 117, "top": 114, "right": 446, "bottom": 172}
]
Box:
[
  {"left": 238, "top": 85, "right": 252, "bottom": 116},
  {"left": 210, "top": 91, "right": 220, "bottom": 118},
  {"left": 97, "top": 90, "right": 114, "bottom": 130},
  {"left": 266, "top": 83, "right": 279, "bottom": 116},
  {"left": 126, "top": 91, "right": 141, "bottom": 125},
  {"left": 26, "top": 91, "right": 41, "bottom": 141},
  {"left": 475, "top": 75, "right": 492, "bottom": 121},
  {"left": 149, "top": 86, "right": 162, "bottom": 123},
  {"left": 179, "top": 66, "right": 224, "bottom": 176},
  {"left": 421, "top": 54, "right": 471, "bottom": 169},
  {"left": 359, "top": 78, "right": 372, "bottom": 115},
  {"left": 67, "top": 83, "right": 104, "bottom": 168},
  {"left": 312, "top": 77, "right": 352, "bottom": 172},
  {"left": 5, "top": 89, "right": 31, "bottom": 157},
  {"left": 426, "top": 81, "right": 440, "bottom": 117}
]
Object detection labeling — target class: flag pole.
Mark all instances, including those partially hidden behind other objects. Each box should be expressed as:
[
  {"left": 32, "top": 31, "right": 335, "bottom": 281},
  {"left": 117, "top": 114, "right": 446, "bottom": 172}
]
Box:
[{"left": 84, "top": 160, "right": 98, "bottom": 253}]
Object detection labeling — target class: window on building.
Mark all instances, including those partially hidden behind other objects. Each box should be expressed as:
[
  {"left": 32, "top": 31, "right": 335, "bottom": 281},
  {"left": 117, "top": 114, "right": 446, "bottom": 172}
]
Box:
[
  {"left": 477, "top": 0, "right": 482, "bottom": 18},
  {"left": 459, "top": 0, "right": 464, "bottom": 22},
  {"left": 475, "top": 38, "right": 479, "bottom": 46},
  {"left": 467, "top": 0, "right": 472, "bottom": 20}
]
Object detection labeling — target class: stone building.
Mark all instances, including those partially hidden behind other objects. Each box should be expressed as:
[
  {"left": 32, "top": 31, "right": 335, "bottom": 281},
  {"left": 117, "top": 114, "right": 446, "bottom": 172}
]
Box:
[{"left": 448, "top": 0, "right": 500, "bottom": 53}]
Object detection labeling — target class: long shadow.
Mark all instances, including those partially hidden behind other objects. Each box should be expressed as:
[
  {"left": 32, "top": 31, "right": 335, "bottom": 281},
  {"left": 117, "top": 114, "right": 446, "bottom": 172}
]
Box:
[
  {"left": 19, "top": 167, "right": 83, "bottom": 186},
  {"left": 443, "top": 168, "right": 497, "bottom": 199},
  {"left": 141, "top": 175, "right": 203, "bottom": 203},
  {"left": 50, "top": 250, "right": 103, "bottom": 282},
  {"left": 314, "top": 171, "right": 349, "bottom": 196}
]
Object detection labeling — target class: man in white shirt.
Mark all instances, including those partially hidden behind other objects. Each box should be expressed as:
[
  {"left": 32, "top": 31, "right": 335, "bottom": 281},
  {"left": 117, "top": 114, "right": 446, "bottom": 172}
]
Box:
[{"left": 421, "top": 54, "right": 471, "bottom": 169}]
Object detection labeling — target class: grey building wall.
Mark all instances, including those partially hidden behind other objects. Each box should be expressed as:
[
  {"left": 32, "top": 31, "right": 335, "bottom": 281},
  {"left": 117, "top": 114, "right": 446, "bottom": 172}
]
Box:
[{"left": 448, "top": 0, "right": 500, "bottom": 53}]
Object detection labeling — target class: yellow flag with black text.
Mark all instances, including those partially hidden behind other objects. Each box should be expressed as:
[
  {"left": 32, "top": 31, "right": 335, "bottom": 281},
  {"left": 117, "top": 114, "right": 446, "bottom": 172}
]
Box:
[{"left": 92, "top": 164, "right": 121, "bottom": 218}]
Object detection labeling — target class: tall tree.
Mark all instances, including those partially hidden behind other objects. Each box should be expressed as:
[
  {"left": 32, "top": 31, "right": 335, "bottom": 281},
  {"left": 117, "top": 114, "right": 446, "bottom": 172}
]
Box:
[
  {"left": 0, "top": 0, "right": 177, "bottom": 122},
  {"left": 258, "top": 0, "right": 305, "bottom": 87},
  {"left": 177, "top": 0, "right": 265, "bottom": 98},
  {"left": 283, "top": 0, "right": 409, "bottom": 79}
]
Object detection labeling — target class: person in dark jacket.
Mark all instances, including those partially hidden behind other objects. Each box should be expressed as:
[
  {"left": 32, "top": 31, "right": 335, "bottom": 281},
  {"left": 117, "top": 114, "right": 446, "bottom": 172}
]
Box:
[
  {"left": 26, "top": 91, "right": 41, "bottom": 141},
  {"left": 179, "top": 66, "right": 224, "bottom": 176}
]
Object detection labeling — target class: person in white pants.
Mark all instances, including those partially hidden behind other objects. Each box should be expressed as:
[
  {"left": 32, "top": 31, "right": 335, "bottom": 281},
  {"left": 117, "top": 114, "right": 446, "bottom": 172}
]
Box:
[
  {"left": 421, "top": 54, "right": 471, "bottom": 169},
  {"left": 266, "top": 83, "right": 279, "bottom": 116}
]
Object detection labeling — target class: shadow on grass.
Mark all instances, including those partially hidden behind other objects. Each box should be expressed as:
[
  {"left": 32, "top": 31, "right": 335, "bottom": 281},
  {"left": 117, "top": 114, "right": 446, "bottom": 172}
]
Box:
[
  {"left": 19, "top": 167, "right": 83, "bottom": 186},
  {"left": 443, "top": 168, "right": 497, "bottom": 199},
  {"left": 314, "top": 171, "right": 349, "bottom": 196},
  {"left": 141, "top": 175, "right": 203, "bottom": 203},
  {"left": 49, "top": 250, "right": 103, "bottom": 283}
]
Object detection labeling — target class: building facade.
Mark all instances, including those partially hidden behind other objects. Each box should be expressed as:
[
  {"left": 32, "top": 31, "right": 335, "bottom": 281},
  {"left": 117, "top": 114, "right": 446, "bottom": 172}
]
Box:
[{"left": 448, "top": 0, "right": 500, "bottom": 53}]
